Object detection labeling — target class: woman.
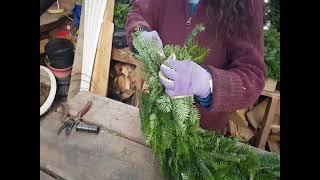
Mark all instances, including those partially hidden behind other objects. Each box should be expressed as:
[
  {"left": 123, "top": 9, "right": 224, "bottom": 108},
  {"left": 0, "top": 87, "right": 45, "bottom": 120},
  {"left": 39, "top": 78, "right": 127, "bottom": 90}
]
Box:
[{"left": 125, "top": 0, "right": 265, "bottom": 133}]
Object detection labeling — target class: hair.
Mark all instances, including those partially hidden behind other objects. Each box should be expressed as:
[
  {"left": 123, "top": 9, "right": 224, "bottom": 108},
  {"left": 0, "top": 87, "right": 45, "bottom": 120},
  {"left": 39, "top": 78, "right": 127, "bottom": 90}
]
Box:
[{"left": 209, "top": 0, "right": 256, "bottom": 40}]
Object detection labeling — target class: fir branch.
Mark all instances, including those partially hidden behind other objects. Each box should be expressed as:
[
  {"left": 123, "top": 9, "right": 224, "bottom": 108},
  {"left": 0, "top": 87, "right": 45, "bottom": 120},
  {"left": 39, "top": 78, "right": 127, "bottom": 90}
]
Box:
[{"left": 132, "top": 24, "right": 280, "bottom": 180}]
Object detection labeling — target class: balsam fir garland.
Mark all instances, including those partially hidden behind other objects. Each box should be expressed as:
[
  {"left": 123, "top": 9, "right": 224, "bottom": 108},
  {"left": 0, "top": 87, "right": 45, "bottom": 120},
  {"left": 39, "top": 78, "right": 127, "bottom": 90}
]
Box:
[{"left": 132, "top": 25, "right": 280, "bottom": 180}]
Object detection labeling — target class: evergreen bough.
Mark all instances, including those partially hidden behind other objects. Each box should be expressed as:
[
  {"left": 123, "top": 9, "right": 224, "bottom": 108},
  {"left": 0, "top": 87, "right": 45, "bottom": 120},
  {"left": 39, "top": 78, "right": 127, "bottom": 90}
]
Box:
[{"left": 132, "top": 24, "right": 280, "bottom": 180}]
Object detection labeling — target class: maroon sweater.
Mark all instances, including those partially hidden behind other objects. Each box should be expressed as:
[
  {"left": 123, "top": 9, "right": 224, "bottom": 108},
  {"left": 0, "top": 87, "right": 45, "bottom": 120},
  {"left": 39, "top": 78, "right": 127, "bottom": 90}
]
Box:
[{"left": 125, "top": 0, "right": 266, "bottom": 131}]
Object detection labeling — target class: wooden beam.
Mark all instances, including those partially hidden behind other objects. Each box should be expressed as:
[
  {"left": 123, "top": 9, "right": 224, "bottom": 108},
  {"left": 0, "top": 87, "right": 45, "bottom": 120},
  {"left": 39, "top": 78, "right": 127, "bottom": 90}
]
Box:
[
  {"left": 112, "top": 48, "right": 140, "bottom": 66},
  {"left": 256, "top": 96, "right": 280, "bottom": 149},
  {"left": 90, "top": 0, "right": 115, "bottom": 96},
  {"left": 263, "top": 78, "right": 278, "bottom": 92},
  {"left": 90, "top": 22, "right": 114, "bottom": 96},
  {"left": 261, "top": 90, "right": 280, "bottom": 98},
  {"left": 105, "top": 0, "right": 115, "bottom": 22}
]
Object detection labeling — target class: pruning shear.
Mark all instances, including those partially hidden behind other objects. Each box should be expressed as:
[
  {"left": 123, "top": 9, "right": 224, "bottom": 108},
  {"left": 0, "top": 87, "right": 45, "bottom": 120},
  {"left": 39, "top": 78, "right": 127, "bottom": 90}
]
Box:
[{"left": 57, "top": 101, "right": 93, "bottom": 136}]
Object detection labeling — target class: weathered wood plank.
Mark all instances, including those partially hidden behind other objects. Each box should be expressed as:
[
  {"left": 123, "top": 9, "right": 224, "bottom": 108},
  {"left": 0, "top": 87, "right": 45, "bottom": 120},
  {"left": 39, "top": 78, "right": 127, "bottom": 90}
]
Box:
[
  {"left": 90, "top": 0, "right": 115, "bottom": 96},
  {"left": 105, "top": 0, "right": 115, "bottom": 22},
  {"left": 67, "top": 91, "right": 145, "bottom": 145},
  {"left": 261, "top": 90, "right": 280, "bottom": 98},
  {"left": 63, "top": 91, "right": 274, "bottom": 162},
  {"left": 90, "top": 21, "right": 114, "bottom": 96},
  {"left": 263, "top": 78, "right": 278, "bottom": 92},
  {"left": 112, "top": 48, "right": 139, "bottom": 66},
  {"left": 40, "top": 170, "right": 56, "bottom": 180},
  {"left": 40, "top": 112, "right": 164, "bottom": 180}
]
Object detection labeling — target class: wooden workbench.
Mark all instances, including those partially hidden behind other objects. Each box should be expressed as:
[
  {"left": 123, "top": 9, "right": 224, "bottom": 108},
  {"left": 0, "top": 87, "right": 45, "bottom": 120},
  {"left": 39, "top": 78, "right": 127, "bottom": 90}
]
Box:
[
  {"left": 40, "top": 91, "right": 164, "bottom": 180},
  {"left": 41, "top": 91, "right": 275, "bottom": 179}
]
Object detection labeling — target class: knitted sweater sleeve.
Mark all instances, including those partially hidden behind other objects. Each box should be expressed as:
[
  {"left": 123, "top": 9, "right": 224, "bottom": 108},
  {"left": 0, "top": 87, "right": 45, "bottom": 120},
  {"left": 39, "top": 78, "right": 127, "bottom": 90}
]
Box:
[
  {"left": 125, "top": 0, "right": 162, "bottom": 48},
  {"left": 205, "top": 0, "right": 266, "bottom": 113}
]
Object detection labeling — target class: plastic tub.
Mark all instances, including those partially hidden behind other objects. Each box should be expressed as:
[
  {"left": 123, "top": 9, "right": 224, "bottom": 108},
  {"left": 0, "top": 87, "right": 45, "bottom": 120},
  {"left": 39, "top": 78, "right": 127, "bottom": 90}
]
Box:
[{"left": 40, "top": 65, "right": 57, "bottom": 116}]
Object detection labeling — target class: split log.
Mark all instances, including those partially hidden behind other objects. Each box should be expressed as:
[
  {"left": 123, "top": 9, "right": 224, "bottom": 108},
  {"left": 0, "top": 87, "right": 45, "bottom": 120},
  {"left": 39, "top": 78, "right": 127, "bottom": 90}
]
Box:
[
  {"left": 237, "top": 108, "right": 248, "bottom": 123},
  {"left": 229, "top": 109, "right": 249, "bottom": 128},
  {"left": 228, "top": 120, "right": 254, "bottom": 143},
  {"left": 115, "top": 75, "right": 131, "bottom": 93},
  {"left": 229, "top": 120, "right": 238, "bottom": 137},
  {"left": 237, "top": 126, "right": 254, "bottom": 142},
  {"left": 109, "top": 62, "right": 137, "bottom": 103},
  {"left": 247, "top": 99, "right": 268, "bottom": 129}
]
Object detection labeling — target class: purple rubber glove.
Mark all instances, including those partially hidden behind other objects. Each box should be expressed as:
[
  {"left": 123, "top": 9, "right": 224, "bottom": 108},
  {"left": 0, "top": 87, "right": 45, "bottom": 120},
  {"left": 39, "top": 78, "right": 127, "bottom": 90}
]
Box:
[
  {"left": 140, "top": 30, "right": 164, "bottom": 56},
  {"left": 159, "top": 59, "right": 212, "bottom": 98}
]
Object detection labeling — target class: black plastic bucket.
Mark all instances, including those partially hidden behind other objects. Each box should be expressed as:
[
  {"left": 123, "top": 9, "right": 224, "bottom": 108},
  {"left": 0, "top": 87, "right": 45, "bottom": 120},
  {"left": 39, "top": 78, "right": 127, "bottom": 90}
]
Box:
[{"left": 45, "top": 38, "right": 74, "bottom": 69}]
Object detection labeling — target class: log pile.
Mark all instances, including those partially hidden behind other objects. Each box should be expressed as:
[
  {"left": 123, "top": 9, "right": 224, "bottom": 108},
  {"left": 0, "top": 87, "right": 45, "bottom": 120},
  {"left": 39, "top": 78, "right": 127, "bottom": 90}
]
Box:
[
  {"left": 108, "top": 61, "right": 137, "bottom": 105},
  {"left": 228, "top": 98, "right": 280, "bottom": 154}
]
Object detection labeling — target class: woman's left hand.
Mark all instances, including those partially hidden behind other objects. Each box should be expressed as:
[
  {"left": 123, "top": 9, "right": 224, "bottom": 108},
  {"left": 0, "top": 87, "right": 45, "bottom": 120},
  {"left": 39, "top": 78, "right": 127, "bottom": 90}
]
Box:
[{"left": 159, "top": 59, "right": 212, "bottom": 98}]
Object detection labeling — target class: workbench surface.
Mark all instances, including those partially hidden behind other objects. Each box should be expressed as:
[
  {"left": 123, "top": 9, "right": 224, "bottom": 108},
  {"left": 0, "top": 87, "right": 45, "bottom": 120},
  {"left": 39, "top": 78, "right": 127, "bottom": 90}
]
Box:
[
  {"left": 40, "top": 91, "right": 164, "bottom": 180},
  {"left": 40, "top": 92, "right": 272, "bottom": 179}
]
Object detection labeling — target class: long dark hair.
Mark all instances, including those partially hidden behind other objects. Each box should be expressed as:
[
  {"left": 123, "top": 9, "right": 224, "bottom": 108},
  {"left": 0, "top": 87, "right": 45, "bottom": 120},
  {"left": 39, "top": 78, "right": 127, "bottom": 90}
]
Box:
[{"left": 209, "top": 0, "right": 257, "bottom": 40}]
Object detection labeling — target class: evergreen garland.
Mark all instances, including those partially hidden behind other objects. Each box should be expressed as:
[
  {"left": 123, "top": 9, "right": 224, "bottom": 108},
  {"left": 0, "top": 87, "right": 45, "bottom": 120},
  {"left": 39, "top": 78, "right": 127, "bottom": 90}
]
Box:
[{"left": 132, "top": 25, "right": 280, "bottom": 180}]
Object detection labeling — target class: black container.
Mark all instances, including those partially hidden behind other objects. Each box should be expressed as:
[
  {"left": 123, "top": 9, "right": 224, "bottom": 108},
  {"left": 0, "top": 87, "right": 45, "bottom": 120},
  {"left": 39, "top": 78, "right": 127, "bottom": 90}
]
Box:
[
  {"left": 113, "top": 28, "right": 128, "bottom": 48},
  {"left": 45, "top": 38, "right": 74, "bottom": 69},
  {"left": 56, "top": 76, "right": 71, "bottom": 97}
]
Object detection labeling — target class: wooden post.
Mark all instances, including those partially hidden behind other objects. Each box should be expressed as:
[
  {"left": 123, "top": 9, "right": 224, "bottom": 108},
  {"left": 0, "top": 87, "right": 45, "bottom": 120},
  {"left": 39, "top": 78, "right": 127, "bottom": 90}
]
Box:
[
  {"left": 90, "top": 0, "right": 115, "bottom": 96},
  {"left": 256, "top": 94, "right": 280, "bottom": 149}
]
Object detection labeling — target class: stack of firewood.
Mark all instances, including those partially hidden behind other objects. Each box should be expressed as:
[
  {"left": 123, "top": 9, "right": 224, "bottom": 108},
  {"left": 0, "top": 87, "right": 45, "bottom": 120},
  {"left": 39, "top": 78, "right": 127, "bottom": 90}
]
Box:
[
  {"left": 108, "top": 62, "right": 137, "bottom": 105},
  {"left": 228, "top": 98, "right": 280, "bottom": 154}
]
